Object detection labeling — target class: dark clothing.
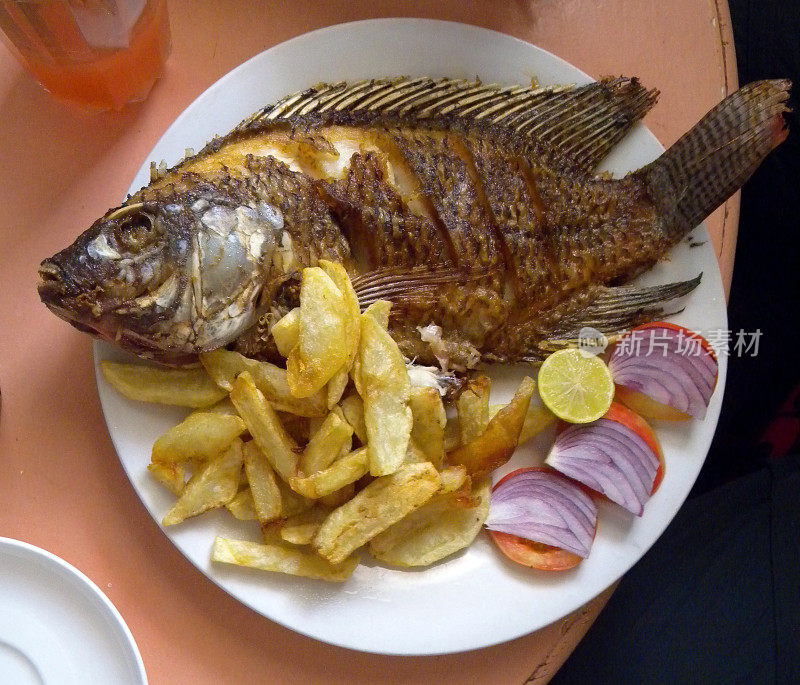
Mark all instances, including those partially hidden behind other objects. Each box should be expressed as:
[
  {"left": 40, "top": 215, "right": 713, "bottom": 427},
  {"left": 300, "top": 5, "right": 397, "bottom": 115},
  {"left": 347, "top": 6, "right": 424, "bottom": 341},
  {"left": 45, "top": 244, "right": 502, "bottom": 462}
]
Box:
[
  {"left": 552, "top": 456, "right": 800, "bottom": 684},
  {"left": 554, "top": 2, "right": 800, "bottom": 682},
  {"left": 694, "top": 0, "right": 800, "bottom": 495}
]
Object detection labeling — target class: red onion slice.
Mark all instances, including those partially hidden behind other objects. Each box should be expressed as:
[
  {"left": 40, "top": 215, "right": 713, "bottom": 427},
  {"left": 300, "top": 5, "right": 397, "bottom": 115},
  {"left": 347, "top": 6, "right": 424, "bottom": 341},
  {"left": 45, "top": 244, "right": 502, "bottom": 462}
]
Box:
[
  {"left": 612, "top": 357, "right": 709, "bottom": 416},
  {"left": 610, "top": 327, "right": 716, "bottom": 390},
  {"left": 512, "top": 483, "right": 596, "bottom": 539},
  {"left": 554, "top": 452, "right": 642, "bottom": 515},
  {"left": 609, "top": 324, "right": 718, "bottom": 419},
  {"left": 635, "top": 330, "right": 718, "bottom": 394},
  {"left": 546, "top": 417, "right": 660, "bottom": 516},
  {"left": 486, "top": 469, "right": 597, "bottom": 558},
  {"left": 555, "top": 427, "right": 653, "bottom": 504},
  {"left": 616, "top": 353, "right": 715, "bottom": 401}
]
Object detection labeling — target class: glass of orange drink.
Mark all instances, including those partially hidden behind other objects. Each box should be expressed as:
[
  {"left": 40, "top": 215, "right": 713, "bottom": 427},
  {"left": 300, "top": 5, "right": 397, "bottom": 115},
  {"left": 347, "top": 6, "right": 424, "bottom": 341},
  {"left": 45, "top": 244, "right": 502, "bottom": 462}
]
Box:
[{"left": 0, "top": 0, "right": 170, "bottom": 111}]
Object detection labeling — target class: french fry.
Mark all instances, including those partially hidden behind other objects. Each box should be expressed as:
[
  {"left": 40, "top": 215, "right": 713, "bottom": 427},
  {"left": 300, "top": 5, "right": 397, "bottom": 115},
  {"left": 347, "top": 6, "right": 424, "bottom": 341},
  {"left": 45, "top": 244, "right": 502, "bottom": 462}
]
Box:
[
  {"left": 203, "top": 398, "right": 240, "bottom": 416},
  {"left": 212, "top": 537, "right": 358, "bottom": 582},
  {"left": 443, "top": 417, "right": 461, "bottom": 451},
  {"left": 351, "top": 299, "right": 391, "bottom": 394},
  {"left": 151, "top": 412, "right": 246, "bottom": 464},
  {"left": 162, "top": 439, "right": 243, "bottom": 525},
  {"left": 320, "top": 261, "right": 361, "bottom": 406},
  {"left": 225, "top": 488, "right": 258, "bottom": 521},
  {"left": 314, "top": 462, "right": 440, "bottom": 564},
  {"left": 101, "top": 361, "right": 226, "bottom": 408},
  {"left": 260, "top": 520, "right": 284, "bottom": 544},
  {"left": 229, "top": 372, "right": 298, "bottom": 483},
  {"left": 449, "top": 377, "right": 535, "bottom": 475},
  {"left": 404, "top": 441, "right": 429, "bottom": 464},
  {"left": 319, "top": 260, "right": 361, "bottom": 367},
  {"left": 277, "top": 478, "right": 314, "bottom": 518},
  {"left": 457, "top": 375, "right": 491, "bottom": 445},
  {"left": 300, "top": 412, "right": 354, "bottom": 475},
  {"left": 408, "top": 387, "right": 447, "bottom": 469},
  {"left": 449, "top": 478, "right": 479, "bottom": 508},
  {"left": 489, "top": 402, "right": 557, "bottom": 444},
  {"left": 291, "top": 447, "right": 369, "bottom": 499},
  {"left": 337, "top": 394, "right": 367, "bottom": 444},
  {"left": 438, "top": 465, "right": 468, "bottom": 493},
  {"left": 307, "top": 415, "right": 326, "bottom": 439},
  {"left": 270, "top": 307, "right": 300, "bottom": 358},
  {"left": 286, "top": 267, "right": 348, "bottom": 397},
  {"left": 368, "top": 476, "right": 491, "bottom": 567},
  {"left": 243, "top": 441, "right": 282, "bottom": 524},
  {"left": 320, "top": 482, "right": 355, "bottom": 508},
  {"left": 201, "top": 349, "right": 326, "bottom": 417},
  {"left": 326, "top": 369, "right": 350, "bottom": 409},
  {"left": 363, "top": 299, "right": 391, "bottom": 329},
  {"left": 147, "top": 462, "right": 185, "bottom": 496},
  {"left": 359, "top": 313, "right": 412, "bottom": 476},
  {"left": 280, "top": 506, "right": 331, "bottom": 545}
]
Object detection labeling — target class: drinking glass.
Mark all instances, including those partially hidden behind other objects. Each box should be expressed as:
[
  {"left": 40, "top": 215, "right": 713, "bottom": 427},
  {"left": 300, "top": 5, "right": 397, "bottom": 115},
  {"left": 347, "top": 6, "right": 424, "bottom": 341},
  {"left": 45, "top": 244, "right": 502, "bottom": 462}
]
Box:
[{"left": 0, "top": 0, "right": 171, "bottom": 111}]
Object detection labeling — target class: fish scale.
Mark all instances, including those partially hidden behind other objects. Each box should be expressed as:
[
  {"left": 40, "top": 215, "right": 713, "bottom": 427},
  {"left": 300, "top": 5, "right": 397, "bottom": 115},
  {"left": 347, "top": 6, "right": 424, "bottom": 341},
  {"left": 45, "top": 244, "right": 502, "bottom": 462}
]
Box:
[
  {"left": 245, "top": 155, "right": 348, "bottom": 266},
  {"left": 37, "top": 76, "right": 790, "bottom": 368},
  {"left": 391, "top": 130, "right": 503, "bottom": 271},
  {"left": 321, "top": 152, "right": 451, "bottom": 269},
  {"left": 466, "top": 137, "right": 553, "bottom": 302}
]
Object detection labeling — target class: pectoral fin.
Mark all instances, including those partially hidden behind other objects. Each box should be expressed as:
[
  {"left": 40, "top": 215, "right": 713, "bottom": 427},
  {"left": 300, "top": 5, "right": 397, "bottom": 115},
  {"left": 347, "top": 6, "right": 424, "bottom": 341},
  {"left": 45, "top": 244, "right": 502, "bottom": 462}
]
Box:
[{"left": 351, "top": 266, "right": 492, "bottom": 309}]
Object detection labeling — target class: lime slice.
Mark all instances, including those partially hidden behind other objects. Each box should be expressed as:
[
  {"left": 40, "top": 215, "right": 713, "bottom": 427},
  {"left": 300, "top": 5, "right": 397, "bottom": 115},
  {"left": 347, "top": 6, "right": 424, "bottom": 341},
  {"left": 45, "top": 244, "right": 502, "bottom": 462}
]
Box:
[{"left": 537, "top": 349, "right": 614, "bottom": 423}]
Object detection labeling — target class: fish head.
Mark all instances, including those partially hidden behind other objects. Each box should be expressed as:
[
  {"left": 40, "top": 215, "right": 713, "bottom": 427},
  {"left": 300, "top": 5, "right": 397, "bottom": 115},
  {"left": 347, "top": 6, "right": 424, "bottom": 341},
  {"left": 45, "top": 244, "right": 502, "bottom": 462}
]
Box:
[
  {"left": 38, "top": 201, "right": 194, "bottom": 362},
  {"left": 38, "top": 192, "right": 280, "bottom": 364}
]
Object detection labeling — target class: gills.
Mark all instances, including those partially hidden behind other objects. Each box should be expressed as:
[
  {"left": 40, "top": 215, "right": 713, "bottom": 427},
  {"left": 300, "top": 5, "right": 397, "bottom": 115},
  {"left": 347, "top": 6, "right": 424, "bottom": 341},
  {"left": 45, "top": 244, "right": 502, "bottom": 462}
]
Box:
[{"left": 38, "top": 76, "right": 790, "bottom": 368}]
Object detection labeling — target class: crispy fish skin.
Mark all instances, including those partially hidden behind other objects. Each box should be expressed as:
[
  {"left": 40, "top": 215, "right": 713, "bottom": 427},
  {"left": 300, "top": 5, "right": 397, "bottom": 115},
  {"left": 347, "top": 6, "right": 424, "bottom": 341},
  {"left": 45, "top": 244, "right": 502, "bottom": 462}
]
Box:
[{"left": 38, "top": 77, "right": 790, "bottom": 367}]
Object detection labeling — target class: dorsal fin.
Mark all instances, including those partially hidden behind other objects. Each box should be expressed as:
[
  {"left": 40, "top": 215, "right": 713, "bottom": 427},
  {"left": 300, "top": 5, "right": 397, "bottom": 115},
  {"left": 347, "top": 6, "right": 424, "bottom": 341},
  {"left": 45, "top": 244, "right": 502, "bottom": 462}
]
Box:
[{"left": 236, "top": 76, "right": 659, "bottom": 172}]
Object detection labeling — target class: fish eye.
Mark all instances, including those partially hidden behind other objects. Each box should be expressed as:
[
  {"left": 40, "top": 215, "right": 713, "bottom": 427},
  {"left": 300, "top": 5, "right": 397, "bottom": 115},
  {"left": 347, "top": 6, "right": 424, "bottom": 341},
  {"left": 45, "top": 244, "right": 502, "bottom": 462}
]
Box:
[{"left": 112, "top": 212, "right": 157, "bottom": 252}]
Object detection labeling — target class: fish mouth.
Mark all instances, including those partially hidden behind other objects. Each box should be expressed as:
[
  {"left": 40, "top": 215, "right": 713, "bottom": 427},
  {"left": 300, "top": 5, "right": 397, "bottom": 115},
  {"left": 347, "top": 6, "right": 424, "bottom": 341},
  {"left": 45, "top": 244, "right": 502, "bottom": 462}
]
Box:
[
  {"left": 38, "top": 258, "right": 109, "bottom": 317},
  {"left": 38, "top": 258, "right": 105, "bottom": 332},
  {"left": 38, "top": 260, "right": 198, "bottom": 366},
  {"left": 38, "top": 256, "right": 199, "bottom": 366},
  {"left": 37, "top": 259, "right": 67, "bottom": 303}
]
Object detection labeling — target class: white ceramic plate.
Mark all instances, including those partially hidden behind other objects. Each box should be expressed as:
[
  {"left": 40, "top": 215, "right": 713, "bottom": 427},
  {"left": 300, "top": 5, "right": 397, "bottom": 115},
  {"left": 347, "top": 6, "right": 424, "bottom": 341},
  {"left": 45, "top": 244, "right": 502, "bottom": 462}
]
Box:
[
  {"left": 0, "top": 538, "right": 147, "bottom": 684},
  {"left": 93, "top": 19, "right": 727, "bottom": 655}
]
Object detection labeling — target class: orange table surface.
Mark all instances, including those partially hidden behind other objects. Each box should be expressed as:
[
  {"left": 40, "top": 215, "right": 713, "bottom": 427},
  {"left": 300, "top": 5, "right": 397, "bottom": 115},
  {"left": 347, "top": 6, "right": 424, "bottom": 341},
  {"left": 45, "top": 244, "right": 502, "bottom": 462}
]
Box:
[{"left": 0, "top": 2, "right": 737, "bottom": 683}]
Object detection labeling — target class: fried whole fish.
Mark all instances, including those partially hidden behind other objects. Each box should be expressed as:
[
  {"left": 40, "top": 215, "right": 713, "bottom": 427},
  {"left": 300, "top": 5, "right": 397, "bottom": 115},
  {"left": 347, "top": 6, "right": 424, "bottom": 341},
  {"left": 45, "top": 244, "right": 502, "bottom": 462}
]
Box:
[{"left": 38, "top": 76, "right": 789, "bottom": 368}]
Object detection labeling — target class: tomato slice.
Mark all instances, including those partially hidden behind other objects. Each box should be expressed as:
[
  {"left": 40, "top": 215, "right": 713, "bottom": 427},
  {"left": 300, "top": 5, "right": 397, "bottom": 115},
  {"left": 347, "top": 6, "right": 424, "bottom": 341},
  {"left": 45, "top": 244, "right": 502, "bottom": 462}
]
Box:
[
  {"left": 652, "top": 459, "right": 665, "bottom": 494},
  {"left": 488, "top": 467, "right": 595, "bottom": 571},
  {"left": 614, "top": 384, "right": 691, "bottom": 422},
  {"left": 488, "top": 531, "right": 585, "bottom": 571}
]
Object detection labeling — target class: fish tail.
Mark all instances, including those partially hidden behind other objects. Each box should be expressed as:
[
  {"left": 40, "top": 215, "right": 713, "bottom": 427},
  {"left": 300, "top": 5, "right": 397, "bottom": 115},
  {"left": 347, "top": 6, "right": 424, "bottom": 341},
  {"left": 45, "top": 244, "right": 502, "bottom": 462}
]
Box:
[{"left": 638, "top": 79, "right": 790, "bottom": 240}]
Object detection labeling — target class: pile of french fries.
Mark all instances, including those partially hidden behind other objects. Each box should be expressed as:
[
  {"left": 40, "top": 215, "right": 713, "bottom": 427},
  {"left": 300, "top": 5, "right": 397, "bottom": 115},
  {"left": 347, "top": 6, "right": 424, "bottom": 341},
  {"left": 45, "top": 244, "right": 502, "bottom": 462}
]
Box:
[{"left": 102, "top": 261, "right": 554, "bottom": 582}]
